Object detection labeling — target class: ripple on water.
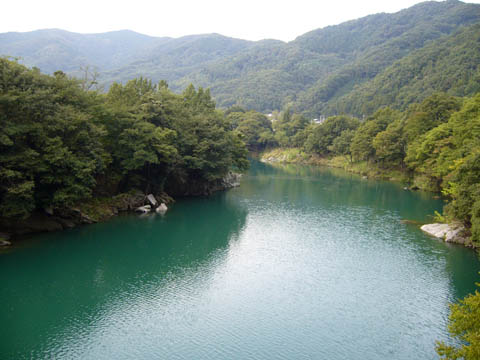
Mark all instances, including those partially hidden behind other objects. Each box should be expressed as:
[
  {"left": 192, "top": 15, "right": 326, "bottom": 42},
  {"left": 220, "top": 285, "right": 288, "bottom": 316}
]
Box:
[{"left": 1, "top": 162, "right": 479, "bottom": 360}]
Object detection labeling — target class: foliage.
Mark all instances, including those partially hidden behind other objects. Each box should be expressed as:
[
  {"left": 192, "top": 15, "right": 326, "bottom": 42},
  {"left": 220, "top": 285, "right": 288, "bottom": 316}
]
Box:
[
  {"left": 3, "top": 2, "right": 479, "bottom": 116},
  {"left": 227, "top": 109, "right": 276, "bottom": 150},
  {"left": 436, "top": 282, "right": 480, "bottom": 360},
  {"left": 0, "top": 59, "right": 108, "bottom": 217},
  {"left": 350, "top": 108, "right": 400, "bottom": 162},
  {"left": 304, "top": 115, "right": 360, "bottom": 155},
  {"left": 0, "top": 59, "right": 249, "bottom": 219},
  {"left": 273, "top": 109, "right": 310, "bottom": 148}
]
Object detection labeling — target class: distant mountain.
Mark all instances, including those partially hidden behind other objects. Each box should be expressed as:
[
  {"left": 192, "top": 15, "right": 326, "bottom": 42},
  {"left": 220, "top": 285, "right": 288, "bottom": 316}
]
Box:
[
  {"left": 0, "top": 29, "right": 256, "bottom": 87},
  {"left": 1, "top": 0, "right": 480, "bottom": 115},
  {"left": 104, "top": 33, "right": 256, "bottom": 86},
  {"left": 324, "top": 23, "right": 480, "bottom": 116},
  {"left": 0, "top": 29, "right": 168, "bottom": 74},
  {"left": 175, "top": 0, "right": 480, "bottom": 113}
]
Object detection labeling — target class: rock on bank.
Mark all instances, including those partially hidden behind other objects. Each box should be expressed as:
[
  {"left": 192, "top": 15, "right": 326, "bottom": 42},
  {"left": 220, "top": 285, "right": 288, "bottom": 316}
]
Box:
[
  {"left": 0, "top": 172, "right": 243, "bottom": 245},
  {"left": 421, "top": 223, "right": 471, "bottom": 246}
]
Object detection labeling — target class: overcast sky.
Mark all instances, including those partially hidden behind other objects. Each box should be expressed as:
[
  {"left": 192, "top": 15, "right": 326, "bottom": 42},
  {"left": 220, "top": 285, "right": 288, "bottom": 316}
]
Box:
[{"left": 2, "top": 0, "right": 480, "bottom": 41}]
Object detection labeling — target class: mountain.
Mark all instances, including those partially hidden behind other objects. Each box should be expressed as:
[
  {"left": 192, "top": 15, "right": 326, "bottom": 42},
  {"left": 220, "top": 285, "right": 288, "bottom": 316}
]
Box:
[
  {"left": 175, "top": 0, "right": 480, "bottom": 113},
  {"left": 325, "top": 23, "right": 480, "bottom": 116},
  {"left": 293, "top": 0, "right": 480, "bottom": 116},
  {"left": 0, "top": 29, "right": 168, "bottom": 74},
  {"left": 1, "top": 0, "right": 480, "bottom": 115},
  {"left": 0, "top": 29, "right": 256, "bottom": 88},
  {"left": 104, "top": 33, "right": 256, "bottom": 86}
]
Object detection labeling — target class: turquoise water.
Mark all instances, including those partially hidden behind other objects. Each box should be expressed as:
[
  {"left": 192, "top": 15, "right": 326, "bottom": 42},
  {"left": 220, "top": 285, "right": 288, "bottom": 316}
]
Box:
[{"left": 1, "top": 161, "right": 479, "bottom": 359}]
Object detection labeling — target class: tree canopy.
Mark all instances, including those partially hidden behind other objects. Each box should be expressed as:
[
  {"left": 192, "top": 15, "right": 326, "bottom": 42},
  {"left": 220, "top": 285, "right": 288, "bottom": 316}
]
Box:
[{"left": 0, "top": 59, "right": 248, "bottom": 219}]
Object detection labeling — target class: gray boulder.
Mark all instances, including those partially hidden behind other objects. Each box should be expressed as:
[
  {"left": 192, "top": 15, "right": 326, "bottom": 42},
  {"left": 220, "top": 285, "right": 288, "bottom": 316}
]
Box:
[
  {"left": 421, "top": 223, "right": 468, "bottom": 245},
  {"left": 147, "top": 194, "right": 158, "bottom": 207}
]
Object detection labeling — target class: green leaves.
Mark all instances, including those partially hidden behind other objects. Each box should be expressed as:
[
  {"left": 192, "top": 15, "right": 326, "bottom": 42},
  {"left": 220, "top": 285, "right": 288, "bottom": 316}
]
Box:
[
  {"left": 436, "top": 283, "right": 480, "bottom": 359},
  {"left": 0, "top": 60, "right": 249, "bottom": 218}
]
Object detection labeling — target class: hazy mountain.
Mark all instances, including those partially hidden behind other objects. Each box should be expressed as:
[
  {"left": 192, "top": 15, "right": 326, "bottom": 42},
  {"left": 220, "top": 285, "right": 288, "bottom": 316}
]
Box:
[
  {"left": 1, "top": 0, "right": 480, "bottom": 116},
  {"left": 104, "top": 33, "right": 256, "bottom": 86},
  {"left": 175, "top": 0, "right": 480, "bottom": 113},
  {"left": 0, "top": 29, "right": 168, "bottom": 74}
]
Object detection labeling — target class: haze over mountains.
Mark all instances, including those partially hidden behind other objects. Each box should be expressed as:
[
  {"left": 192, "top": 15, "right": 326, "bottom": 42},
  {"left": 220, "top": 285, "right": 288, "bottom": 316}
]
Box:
[{"left": 1, "top": 0, "right": 480, "bottom": 117}]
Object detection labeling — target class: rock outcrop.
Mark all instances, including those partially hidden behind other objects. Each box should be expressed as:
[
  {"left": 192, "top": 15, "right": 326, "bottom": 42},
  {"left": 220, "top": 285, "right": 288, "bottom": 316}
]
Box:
[
  {"left": 165, "top": 172, "right": 243, "bottom": 197},
  {"left": 421, "top": 223, "right": 469, "bottom": 245}
]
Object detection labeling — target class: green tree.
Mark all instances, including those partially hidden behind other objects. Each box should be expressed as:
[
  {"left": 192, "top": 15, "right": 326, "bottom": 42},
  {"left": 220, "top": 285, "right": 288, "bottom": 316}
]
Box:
[
  {"left": 373, "top": 119, "right": 406, "bottom": 167},
  {"left": 436, "top": 281, "right": 480, "bottom": 359},
  {"left": 350, "top": 108, "right": 399, "bottom": 161},
  {"left": 305, "top": 115, "right": 360, "bottom": 155},
  {"left": 330, "top": 129, "right": 356, "bottom": 162}
]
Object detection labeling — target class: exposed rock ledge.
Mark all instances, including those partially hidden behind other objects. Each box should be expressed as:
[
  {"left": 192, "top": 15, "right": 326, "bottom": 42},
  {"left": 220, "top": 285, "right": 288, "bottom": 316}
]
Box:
[{"left": 420, "top": 223, "right": 470, "bottom": 246}]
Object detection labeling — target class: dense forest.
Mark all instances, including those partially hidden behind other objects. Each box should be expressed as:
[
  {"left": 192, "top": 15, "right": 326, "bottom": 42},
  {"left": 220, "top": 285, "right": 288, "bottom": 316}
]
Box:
[
  {"left": 2, "top": 1, "right": 480, "bottom": 116},
  {"left": 0, "top": 58, "right": 248, "bottom": 222}
]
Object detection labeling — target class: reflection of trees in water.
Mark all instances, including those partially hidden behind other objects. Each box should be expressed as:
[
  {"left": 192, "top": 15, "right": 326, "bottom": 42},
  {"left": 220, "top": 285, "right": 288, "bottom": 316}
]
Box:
[
  {"left": 247, "top": 160, "right": 444, "bottom": 222},
  {"left": 0, "top": 193, "right": 247, "bottom": 358}
]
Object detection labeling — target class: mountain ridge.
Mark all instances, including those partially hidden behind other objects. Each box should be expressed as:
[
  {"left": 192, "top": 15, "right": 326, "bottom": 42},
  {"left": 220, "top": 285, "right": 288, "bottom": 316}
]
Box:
[{"left": 1, "top": 0, "right": 480, "bottom": 115}]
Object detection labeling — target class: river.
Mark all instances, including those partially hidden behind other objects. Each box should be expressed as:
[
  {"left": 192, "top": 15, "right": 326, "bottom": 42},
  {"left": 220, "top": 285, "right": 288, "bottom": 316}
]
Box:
[{"left": 1, "top": 161, "right": 479, "bottom": 359}]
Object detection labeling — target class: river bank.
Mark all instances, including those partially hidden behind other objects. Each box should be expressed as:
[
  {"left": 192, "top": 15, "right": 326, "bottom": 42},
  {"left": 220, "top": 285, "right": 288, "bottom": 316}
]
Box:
[
  {"left": 0, "top": 172, "right": 242, "bottom": 246},
  {"left": 260, "top": 148, "right": 476, "bottom": 249},
  {"left": 261, "top": 148, "right": 411, "bottom": 184},
  {"left": 2, "top": 158, "right": 477, "bottom": 360}
]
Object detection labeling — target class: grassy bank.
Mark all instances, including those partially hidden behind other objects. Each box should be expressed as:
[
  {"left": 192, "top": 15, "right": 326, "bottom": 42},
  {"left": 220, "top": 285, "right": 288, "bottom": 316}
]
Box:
[{"left": 261, "top": 148, "right": 411, "bottom": 185}]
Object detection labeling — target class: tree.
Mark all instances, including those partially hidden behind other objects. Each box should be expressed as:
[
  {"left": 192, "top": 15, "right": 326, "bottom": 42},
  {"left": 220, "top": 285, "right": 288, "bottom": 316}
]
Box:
[
  {"left": 304, "top": 115, "right": 360, "bottom": 155},
  {"left": 373, "top": 119, "right": 406, "bottom": 167},
  {"left": 350, "top": 108, "right": 400, "bottom": 162},
  {"left": 403, "top": 93, "right": 460, "bottom": 143},
  {"left": 330, "top": 129, "right": 356, "bottom": 162},
  {"left": 436, "top": 281, "right": 480, "bottom": 359}
]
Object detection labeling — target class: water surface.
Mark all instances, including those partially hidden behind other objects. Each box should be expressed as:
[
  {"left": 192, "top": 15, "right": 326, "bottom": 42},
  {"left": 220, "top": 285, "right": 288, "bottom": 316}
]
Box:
[{"left": 1, "top": 161, "right": 479, "bottom": 359}]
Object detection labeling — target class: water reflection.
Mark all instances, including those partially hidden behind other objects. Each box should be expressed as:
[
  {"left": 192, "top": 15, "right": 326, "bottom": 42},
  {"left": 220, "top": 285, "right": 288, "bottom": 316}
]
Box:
[
  {"left": 1, "top": 161, "right": 479, "bottom": 360},
  {"left": 0, "top": 193, "right": 247, "bottom": 359}
]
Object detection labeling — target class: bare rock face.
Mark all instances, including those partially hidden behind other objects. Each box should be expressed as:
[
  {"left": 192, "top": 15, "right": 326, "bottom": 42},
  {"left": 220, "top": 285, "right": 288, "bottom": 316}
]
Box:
[{"left": 421, "top": 223, "right": 469, "bottom": 245}]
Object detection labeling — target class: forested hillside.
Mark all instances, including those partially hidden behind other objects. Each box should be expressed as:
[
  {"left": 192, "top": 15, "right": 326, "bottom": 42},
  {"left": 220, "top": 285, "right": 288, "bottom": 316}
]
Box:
[
  {"left": 2, "top": 1, "right": 480, "bottom": 117},
  {"left": 104, "top": 33, "right": 256, "bottom": 88},
  {"left": 322, "top": 23, "right": 480, "bottom": 116},
  {"left": 0, "top": 30, "right": 255, "bottom": 84},
  {"left": 0, "top": 29, "right": 168, "bottom": 74},
  {"left": 178, "top": 0, "right": 480, "bottom": 113}
]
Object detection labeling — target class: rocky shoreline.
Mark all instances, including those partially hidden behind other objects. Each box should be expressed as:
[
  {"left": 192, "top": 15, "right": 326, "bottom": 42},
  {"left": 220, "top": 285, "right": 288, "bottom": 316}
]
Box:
[{"left": 0, "top": 172, "right": 242, "bottom": 247}]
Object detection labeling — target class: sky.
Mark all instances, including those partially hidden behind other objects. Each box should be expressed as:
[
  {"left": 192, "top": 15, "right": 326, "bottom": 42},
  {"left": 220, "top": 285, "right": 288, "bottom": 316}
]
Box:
[{"left": 2, "top": 0, "right": 480, "bottom": 41}]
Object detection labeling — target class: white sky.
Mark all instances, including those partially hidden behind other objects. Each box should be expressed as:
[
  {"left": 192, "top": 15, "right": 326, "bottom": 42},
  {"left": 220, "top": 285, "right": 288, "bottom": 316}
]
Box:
[{"left": 2, "top": 0, "right": 480, "bottom": 41}]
